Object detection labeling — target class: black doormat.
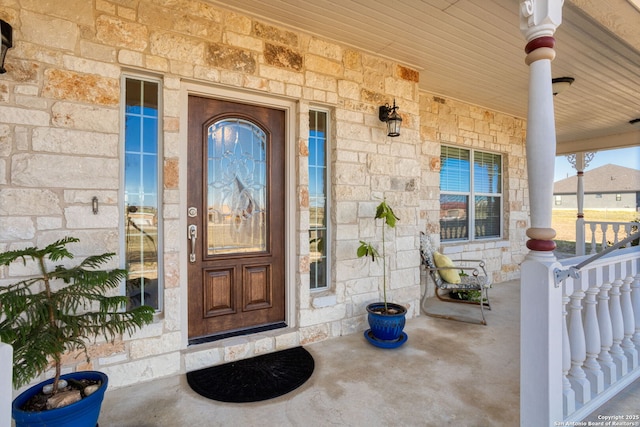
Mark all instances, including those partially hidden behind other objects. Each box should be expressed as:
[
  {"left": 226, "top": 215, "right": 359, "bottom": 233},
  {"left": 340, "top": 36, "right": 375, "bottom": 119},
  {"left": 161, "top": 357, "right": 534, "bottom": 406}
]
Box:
[{"left": 186, "top": 346, "right": 314, "bottom": 403}]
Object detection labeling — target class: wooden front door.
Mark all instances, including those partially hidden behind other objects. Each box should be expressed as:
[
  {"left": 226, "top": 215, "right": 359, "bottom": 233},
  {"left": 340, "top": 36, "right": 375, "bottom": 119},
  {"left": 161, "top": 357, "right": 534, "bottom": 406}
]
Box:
[{"left": 187, "top": 95, "right": 285, "bottom": 341}]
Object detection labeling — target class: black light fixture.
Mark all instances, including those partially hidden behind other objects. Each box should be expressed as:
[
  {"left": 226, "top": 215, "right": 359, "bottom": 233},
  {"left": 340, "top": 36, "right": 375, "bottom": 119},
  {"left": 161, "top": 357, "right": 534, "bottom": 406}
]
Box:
[
  {"left": 1, "top": 19, "right": 12, "bottom": 74},
  {"left": 379, "top": 99, "right": 402, "bottom": 137},
  {"left": 551, "top": 77, "right": 574, "bottom": 96}
]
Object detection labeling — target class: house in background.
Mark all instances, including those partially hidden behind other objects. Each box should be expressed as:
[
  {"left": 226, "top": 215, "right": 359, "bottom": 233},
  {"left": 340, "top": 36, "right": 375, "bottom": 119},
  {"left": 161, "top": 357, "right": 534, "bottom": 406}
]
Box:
[{"left": 554, "top": 164, "right": 640, "bottom": 211}]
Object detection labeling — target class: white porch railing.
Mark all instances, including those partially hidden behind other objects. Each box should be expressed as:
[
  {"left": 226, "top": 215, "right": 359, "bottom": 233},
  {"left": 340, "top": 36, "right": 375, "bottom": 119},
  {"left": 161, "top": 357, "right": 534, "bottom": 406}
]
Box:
[
  {"left": 576, "top": 219, "right": 638, "bottom": 256},
  {"left": 558, "top": 245, "right": 640, "bottom": 422}
]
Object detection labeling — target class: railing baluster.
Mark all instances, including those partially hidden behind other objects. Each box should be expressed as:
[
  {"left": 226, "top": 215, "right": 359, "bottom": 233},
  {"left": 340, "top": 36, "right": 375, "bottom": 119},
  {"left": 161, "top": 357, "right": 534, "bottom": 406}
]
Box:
[
  {"left": 600, "top": 223, "right": 608, "bottom": 253},
  {"left": 590, "top": 223, "right": 598, "bottom": 255},
  {"left": 568, "top": 288, "right": 591, "bottom": 403},
  {"left": 624, "top": 224, "right": 632, "bottom": 248},
  {"left": 609, "top": 270, "right": 628, "bottom": 378},
  {"left": 559, "top": 247, "right": 640, "bottom": 423},
  {"left": 621, "top": 261, "right": 638, "bottom": 369},
  {"left": 581, "top": 221, "right": 638, "bottom": 255},
  {"left": 612, "top": 224, "right": 620, "bottom": 246},
  {"left": 597, "top": 266, "right": 617, "bottom": 386},
  {"left": 633, "top": 260, "right": 640, "bottom": 347},
  {"left": 563, "top": 291, "right": 576, "bottom": 417},
  {"left": 583, "top": 271, "right": 604, "bottom": 396}
]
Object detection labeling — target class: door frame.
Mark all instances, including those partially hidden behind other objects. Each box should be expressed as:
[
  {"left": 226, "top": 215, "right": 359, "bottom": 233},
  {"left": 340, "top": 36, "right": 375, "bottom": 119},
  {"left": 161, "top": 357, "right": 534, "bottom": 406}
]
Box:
[{"left": 178, "top": 82, "right": 297, "bottom": 347}]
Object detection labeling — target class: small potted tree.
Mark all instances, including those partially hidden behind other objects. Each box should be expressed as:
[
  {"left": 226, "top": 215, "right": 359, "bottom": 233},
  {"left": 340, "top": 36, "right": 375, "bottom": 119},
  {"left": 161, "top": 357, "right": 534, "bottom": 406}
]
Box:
[
  {"left": 357, "top": 199, "right": 407, "bottom": 348},
  {"left": 0, "top": 237, "right": 155, "bottom": 427}
]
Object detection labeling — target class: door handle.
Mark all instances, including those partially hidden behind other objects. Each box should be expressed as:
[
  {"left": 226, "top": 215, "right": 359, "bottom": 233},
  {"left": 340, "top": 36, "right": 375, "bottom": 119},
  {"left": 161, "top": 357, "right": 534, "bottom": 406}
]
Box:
[{"left": 188, "top": 224, "right": 197, "bottom": 263}]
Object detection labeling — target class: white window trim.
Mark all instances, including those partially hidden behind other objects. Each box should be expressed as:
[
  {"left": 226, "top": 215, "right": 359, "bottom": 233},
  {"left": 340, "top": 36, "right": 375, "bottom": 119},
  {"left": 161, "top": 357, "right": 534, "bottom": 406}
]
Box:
[{"left": 440, "top": 145, "right": 504, "bottom": 242}]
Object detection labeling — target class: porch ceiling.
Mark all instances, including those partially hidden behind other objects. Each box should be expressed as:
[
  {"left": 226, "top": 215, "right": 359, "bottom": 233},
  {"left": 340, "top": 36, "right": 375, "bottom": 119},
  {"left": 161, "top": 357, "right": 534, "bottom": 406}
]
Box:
[{"left": 208, "top": 0, "right": 640, "bottom": 155}]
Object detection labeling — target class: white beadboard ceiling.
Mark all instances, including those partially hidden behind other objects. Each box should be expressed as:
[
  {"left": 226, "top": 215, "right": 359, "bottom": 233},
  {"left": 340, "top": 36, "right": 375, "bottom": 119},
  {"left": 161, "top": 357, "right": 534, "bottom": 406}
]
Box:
[{"left": 207, "top": 0, "right": 640, "bottom": 155}]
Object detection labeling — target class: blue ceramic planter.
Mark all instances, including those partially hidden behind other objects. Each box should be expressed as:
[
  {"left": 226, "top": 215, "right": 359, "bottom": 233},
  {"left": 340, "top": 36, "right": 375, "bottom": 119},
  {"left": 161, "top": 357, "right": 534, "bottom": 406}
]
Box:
[
  {"left": 12, "top": 371, "right": 108, "bottom": 427},
  {"left": 365, "top": 302, "right": 407, "bottom": 347}
]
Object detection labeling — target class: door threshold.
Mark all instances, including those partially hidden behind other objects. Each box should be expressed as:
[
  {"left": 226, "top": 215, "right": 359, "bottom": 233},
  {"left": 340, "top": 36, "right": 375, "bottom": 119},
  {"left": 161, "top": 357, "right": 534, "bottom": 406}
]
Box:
[{"left": 188, "top": 322, "right": 287, "bottom": 346}]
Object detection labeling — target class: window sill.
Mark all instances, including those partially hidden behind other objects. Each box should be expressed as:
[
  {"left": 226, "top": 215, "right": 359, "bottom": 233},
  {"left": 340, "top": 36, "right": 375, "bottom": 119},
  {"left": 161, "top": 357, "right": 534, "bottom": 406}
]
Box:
[{"left": 311, "top": 293, "right": 337, "bottom": 308}]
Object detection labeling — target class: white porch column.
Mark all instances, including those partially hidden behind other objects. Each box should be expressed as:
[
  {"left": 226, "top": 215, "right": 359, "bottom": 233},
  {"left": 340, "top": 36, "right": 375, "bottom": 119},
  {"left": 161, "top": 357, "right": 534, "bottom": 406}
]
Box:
[
  {"left": 519, "top": 1, "right": 564, "bottom": 426},
  {"left": 568, "top": 152, "right": 594, "bottom": 256}
]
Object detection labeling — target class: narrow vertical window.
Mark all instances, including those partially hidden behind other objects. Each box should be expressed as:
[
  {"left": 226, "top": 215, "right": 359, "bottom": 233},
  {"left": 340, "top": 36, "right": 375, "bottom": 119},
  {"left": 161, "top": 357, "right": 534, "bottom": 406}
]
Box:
[
  {"left": 473, "top": 151, "right": 502, "bottom": 239},
  {"left": 123, "top": 77, "right": 162, "bottom": 310},
  {"left": 309, "top": 110, "right": 329, "bottom": 290},
  {"left": 440, "top": 146, "right": 470, "bottom": 241}
]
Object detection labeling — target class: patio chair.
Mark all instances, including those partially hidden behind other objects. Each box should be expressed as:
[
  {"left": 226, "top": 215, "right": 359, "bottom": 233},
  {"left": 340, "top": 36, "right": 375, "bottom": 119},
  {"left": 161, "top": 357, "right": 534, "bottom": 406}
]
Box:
[{"left": 419, "top": 232, "right": 492, "bottom": 325}]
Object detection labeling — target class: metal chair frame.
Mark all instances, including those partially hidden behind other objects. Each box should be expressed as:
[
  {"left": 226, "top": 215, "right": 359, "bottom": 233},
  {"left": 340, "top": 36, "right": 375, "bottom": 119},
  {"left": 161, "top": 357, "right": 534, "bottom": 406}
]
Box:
[{"left": 419, "top": 232, "right": 492, "bottom": 325}]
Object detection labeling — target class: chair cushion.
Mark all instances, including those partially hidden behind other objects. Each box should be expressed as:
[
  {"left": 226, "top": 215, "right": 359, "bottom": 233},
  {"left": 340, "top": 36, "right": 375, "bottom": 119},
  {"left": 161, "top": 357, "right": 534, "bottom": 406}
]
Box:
[
  {"left": 439, "top": 275, "right": 488, "bottom": 290},
  {"left": 433, "top": 251, "right": 461, "bottom": 284}
]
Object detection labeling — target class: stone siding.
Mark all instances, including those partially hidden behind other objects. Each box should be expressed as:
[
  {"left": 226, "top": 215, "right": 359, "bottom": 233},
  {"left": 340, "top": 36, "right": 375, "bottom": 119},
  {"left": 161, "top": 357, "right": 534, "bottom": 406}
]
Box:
[
  {"left": 1, "top": 0, "right": 527, "bottom": 393},
  {"left": 419, "top": 93, "right": 529, "bottom": 288}
]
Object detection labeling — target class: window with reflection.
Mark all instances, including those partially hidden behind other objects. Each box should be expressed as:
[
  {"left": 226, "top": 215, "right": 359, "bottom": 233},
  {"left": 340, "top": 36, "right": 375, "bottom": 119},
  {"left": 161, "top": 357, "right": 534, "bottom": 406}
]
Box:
[
  {"left": 309, "top": 110, "right": 329, "bottom": 290},
  {"left": 123, "top": 77, "right": 161, "bottom": 311},
  {"left": 440, "top": 146, "right": 502, "bottom": 242}
]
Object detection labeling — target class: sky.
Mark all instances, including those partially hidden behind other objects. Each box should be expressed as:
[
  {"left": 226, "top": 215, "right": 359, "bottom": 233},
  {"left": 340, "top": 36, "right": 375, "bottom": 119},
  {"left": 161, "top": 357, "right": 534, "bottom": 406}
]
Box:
[{"left": 554, "top": 146, "right": 640, "bottom": 182}]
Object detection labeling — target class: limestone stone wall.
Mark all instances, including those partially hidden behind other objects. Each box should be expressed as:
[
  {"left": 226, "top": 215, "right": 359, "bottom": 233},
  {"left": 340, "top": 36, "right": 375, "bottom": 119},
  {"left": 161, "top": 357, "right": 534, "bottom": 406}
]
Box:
[
  {"left": 0, "top": 0, "right": 527, "bottom": 392},
  {"left": 419, "top": 93, "right": 529, "bottom": 289}
]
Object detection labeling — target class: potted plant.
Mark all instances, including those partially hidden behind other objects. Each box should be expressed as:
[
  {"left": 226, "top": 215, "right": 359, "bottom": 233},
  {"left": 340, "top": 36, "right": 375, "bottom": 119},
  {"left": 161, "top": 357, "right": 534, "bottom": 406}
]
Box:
[
  {"left": 357, "top": 199, "right": 408, "bottom": 348},
  {"left": 0, "top": 237, "right": 155, "bottom": 427}
]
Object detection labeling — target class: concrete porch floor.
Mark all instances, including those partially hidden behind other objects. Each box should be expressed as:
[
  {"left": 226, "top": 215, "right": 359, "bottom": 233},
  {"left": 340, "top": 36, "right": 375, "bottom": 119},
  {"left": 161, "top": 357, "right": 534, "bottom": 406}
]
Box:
[{"left": 99, "top": 280, "right": 639, "bottom": 426}]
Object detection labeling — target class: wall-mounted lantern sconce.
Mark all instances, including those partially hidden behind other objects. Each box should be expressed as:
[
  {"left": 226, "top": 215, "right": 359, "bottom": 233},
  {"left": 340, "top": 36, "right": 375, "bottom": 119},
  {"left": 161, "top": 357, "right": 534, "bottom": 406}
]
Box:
[
  {"left": 551, "top": 77, "right": 574, "bottom": 96},
  {"left": 1, "top": 20, "right": 12, "bottom": 74},
  {"left": 379, "top": 99, "right": 402, "bottom": 137}
]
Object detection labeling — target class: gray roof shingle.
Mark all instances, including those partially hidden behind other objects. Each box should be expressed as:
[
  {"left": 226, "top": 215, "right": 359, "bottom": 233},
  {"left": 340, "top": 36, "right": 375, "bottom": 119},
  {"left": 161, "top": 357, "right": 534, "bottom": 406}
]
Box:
[{"left": 554, "top": 164, "right": 640, "bottom": 194}]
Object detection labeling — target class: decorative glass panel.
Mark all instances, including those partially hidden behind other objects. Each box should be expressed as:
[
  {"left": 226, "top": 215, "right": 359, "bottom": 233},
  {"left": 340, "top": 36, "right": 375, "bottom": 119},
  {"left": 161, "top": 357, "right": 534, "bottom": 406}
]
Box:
[
  {"left": 124, "top": 78, "right": 160, "bottom": 311},
  {"left": 207, "top": 119, "right": 267, "bottom": 255}
]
